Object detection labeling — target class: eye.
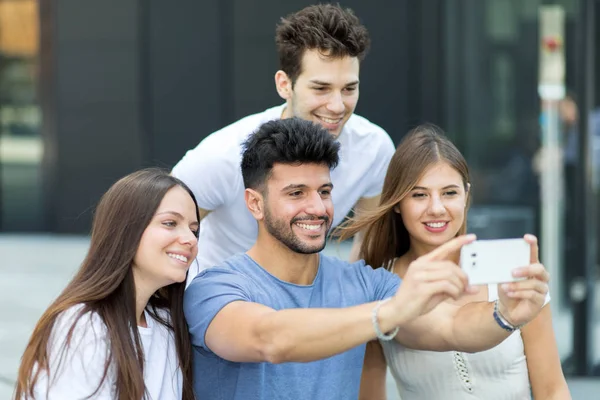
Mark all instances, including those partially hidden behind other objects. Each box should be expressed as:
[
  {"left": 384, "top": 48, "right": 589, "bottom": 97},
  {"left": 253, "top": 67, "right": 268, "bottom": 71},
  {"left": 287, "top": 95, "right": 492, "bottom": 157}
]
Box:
[
  {"left": 444, "top": 190, "right": 458, "bottom": 196},
  {"left": 344, "top": 86, "right": 357, "bottom": 92},
  {"left": 320, "top": 189, "right": 331, "bottom": 197},
  {"left": 312, "top": 86, "right": 326, "bottom": 91},
  {"left": 289, "top": 191, "right": 303, "bottom": 197},
  {"left": 162, "top": 220, "right": 176, "bottom": 227},
  {"left": 411, "top": 192, "right": 426, "bottom": 198},
  {"left": 191, "top": 227, "right": 199, "bottom": 238}
]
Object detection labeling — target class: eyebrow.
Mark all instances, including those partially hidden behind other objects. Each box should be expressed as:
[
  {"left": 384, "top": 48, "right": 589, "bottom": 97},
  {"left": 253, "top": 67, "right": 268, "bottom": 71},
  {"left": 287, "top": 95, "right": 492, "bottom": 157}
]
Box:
[
  {"left": 281, "top": 182, "right": 334, "bottom": 192},
  {"left": 156, "top": 211, "right": 200, "bottom": 226},
  {"left": 308, "top": 79, "right": 360, "bottom": 87},
  {"left": 412, "top": 184, "right": 461, "bottom": 191}
]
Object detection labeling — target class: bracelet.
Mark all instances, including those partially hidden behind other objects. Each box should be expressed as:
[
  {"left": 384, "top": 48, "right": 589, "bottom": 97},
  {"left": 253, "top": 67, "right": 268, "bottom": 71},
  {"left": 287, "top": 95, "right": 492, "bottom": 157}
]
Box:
[
  {"left": 372, "top": 298, "right": 399, "bottom": 341},
  {"left": 493, "top": 300, "right": 525, "bottom": 332}
]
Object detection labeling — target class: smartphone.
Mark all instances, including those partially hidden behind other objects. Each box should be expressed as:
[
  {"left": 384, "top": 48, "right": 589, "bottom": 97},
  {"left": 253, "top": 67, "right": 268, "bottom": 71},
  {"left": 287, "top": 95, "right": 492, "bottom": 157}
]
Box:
[{"left": 460, "top": 238, "right": 530, "bottom": 285}]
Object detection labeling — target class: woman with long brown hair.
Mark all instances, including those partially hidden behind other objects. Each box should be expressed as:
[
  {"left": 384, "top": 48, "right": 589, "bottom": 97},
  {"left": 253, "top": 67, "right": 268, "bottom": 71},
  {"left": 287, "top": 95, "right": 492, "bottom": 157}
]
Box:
[
  {"left": 15, "top": 168, "right": 198, "bottom": 400},
  {"left": 338, "top": 124, "right": 570, "bottom": 399}
]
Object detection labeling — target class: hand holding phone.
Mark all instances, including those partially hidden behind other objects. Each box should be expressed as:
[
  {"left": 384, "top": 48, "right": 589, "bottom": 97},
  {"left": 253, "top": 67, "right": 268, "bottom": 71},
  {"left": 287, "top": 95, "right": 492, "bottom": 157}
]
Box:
[{"left": 460, "top": 238, "right": 530, "bottom": 285}]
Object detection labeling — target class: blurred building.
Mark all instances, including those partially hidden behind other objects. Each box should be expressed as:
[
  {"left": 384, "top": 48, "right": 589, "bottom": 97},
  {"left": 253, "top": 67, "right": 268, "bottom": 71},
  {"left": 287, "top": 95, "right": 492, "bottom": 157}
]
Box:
[{"left": 0, "top": 0, "right": 599, "bottom": 376}]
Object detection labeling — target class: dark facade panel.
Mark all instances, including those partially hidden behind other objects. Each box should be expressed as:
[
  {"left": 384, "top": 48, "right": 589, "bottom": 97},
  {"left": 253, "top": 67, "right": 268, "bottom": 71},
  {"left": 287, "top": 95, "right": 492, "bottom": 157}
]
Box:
[
  {"left": 41, "top": 1, "right": 143, "bottom": 233},
  {"left": 147, "top": 0, "right": 224, "bottom": 168}
]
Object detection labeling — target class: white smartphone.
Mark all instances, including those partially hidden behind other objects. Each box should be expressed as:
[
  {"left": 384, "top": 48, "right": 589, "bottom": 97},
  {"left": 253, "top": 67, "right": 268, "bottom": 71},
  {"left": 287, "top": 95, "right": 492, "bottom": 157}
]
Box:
[{"left": 460, "top": 238, "right": 530, "bottom": 285}]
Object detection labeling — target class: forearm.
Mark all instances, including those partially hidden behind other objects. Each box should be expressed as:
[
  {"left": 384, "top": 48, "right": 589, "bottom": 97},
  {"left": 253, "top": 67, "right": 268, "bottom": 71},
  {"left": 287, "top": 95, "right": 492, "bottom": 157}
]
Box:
[
  {"left": 255, "top": 301, "right": 401, "bottom": 363},
  {"left": 450, "top": 301, "right": 510, "bottom": 352},
  {"left": 538, "top": 386, "right": 572, "bottom": 400}
]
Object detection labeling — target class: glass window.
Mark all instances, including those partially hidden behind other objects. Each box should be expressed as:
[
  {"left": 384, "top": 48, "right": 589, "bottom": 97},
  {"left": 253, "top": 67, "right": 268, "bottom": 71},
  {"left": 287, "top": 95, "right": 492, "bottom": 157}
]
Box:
[
  {"left": 442, "top": 0, "right": 598, "bottom": 372},
  {"left": 0, "top": 0, "right": 42, "bottom": 231}
]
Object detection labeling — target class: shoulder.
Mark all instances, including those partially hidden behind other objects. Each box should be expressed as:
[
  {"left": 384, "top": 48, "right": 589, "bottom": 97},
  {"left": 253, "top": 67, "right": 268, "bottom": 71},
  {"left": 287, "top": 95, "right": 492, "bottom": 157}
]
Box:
[
  {"left": 344, "top": 114, "right": 394, "bottom": 148},
  {"left": 186, "top": 255, "right": 255, "bottom": 294},
  {"left": 54, "top": 305, "right": 107, "bottom": 340},
  {"left": 173, "top": 105, "right": 284, "bottom": 170},
  {"left": 47, "top": 305, "right": 110, "bottom": 364},
  {"left": 319, "top": 255, "right": 393, "bottom": 278}
]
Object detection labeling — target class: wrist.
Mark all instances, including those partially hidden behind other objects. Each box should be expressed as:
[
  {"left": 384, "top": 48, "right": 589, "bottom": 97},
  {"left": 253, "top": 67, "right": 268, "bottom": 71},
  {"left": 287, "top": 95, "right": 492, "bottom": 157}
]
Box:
[
  {"left": 373, "top": 299, "right": 401, "bottom": 340},
  {"left": 494, "top": 300, "right": 526, "bottom": 332}
]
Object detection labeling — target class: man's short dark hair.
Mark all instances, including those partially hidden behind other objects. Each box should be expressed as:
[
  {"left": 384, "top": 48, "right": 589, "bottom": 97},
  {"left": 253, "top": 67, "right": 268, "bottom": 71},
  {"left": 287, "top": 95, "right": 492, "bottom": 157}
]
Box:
[
  {"left": 275, "top": 4, "right": 370, "bottom": 84},
  {"left": 241, "top": 118, "right": 340, "bottom": 191}
]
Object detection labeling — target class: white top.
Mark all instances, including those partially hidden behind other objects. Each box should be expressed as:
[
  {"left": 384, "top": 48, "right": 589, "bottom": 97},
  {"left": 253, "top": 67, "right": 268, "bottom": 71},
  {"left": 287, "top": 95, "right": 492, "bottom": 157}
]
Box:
[
  {"left": 381, "top": 284, "right": 550, "bottom": 400},
  {"left": 172, "top": 104, "right": 395, "bottom": 284},
  {"left": 33, "top": 305, "right": 182, "bottom": 400}
]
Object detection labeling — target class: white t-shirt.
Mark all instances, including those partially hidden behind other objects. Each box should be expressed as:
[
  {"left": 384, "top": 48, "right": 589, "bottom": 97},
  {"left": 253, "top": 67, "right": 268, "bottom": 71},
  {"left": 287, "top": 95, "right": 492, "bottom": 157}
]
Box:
[
  {"left": 381, "top": 284, "right": 551, "bottom": 400},
  {"left": 173, "top": 104, "right": 395, "bottom": 283},
  {"left": 33, "top": 305, "right": 182, "bottom": 400}
]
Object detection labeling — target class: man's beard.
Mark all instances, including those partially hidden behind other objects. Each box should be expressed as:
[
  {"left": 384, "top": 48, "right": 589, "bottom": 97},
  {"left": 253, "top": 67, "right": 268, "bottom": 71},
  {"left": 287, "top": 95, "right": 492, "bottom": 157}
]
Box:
[{"left": 263, "top": 206, "right": 330, "bottom": 254}]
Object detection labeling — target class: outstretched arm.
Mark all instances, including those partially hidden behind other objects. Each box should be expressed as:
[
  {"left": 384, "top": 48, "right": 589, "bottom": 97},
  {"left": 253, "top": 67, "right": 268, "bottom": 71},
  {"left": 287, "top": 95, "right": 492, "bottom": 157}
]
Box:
[{"left": 394, "top": 234, "right": 550, "bottom": 353}]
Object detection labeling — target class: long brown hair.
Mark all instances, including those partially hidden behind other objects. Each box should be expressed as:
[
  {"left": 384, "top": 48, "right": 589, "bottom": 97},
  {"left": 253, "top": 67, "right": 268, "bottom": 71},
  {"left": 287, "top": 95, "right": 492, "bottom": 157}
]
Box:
[
  {"left": 15, "top": 168, "right": 197, "bottom": 400},
  {"left": 336, "top": 124, "right": 470, "bottom": 270}
]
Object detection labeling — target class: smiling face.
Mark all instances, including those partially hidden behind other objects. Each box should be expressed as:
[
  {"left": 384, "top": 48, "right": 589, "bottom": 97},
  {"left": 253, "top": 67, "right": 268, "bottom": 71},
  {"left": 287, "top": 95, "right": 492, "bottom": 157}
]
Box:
[
  {"left": 133, "top": 186, "right": 199, "bottom": 290},
  {"left": 276, "top": 49, "right": 360, "bottom": 138},
  {"left": 398, "top": 162, "right": 468, "bottom": 253},
  {"left": 258, "top": 162, "right": 334, "bottom": 254}
]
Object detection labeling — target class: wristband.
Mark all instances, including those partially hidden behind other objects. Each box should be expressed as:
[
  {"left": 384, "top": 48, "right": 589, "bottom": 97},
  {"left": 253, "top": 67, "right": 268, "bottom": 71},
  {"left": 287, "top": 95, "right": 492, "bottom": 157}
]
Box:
[
  {"left": 372, "top": 298, "right": 399, "bottom": 341},
  {"left": 493, "top": 300, "right": 525, "bottom": 332}
]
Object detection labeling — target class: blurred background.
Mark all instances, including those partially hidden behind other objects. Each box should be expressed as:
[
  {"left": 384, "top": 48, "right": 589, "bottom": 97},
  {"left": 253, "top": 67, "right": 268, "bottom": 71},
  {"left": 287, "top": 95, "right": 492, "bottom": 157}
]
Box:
[{"left": 0, "top": 0, "right": 599, "bottom": 398}]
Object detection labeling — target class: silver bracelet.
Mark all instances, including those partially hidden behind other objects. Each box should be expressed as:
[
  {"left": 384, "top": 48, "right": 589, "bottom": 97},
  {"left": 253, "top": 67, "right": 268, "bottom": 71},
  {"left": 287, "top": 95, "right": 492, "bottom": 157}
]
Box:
[
  {"left": 372, "top": 298, "right": 399, "bottom": 341},
  {"left": 493, "top": 300, "right": 525, "bottom": 332}
]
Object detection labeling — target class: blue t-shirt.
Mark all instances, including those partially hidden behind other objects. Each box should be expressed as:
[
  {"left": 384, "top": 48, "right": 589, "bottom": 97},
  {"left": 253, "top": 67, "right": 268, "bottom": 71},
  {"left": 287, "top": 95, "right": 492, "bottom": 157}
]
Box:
[{"left": 184, "top": 253, "right": 401, "bottom": 400}]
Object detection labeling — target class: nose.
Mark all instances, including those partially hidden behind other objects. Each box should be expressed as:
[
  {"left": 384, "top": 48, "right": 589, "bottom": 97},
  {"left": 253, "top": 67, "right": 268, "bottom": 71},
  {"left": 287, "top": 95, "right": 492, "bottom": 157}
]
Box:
[
  {"left": 305, "top": 191, "right": 327, "bottom": 216},
  {"left": 428, "top": 194, "right": 446, "bottom": 216},
  {"left": 327, "top": 91, "right": 345, "bottom": 115},
  {"left": 179, "top": 227, "right": 199, "bottom": 247}
]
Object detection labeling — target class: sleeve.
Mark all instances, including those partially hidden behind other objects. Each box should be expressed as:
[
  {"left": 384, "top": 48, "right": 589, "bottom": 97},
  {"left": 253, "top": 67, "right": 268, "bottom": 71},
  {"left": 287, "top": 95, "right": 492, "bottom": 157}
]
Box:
[
  {"left": 362, "top": 132, "right": 395, "bottom": 198},
  {"left": 354, "top": 260, "right": 401, "bottom": 302},
  {"left": 38, "top": 310, "right": 115, "bottom": 399},
  {"left": 184, "top": 268, "right": 253, "bottom": 351},
  {"left": 171, "top": 137, "right": 241, "bottom": 211}
]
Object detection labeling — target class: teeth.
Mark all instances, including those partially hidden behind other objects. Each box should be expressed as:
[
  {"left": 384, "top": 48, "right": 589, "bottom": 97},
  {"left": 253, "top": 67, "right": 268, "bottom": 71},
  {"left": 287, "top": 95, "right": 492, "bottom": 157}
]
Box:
[
  {"left": 426, "top": 222, "right": 447, "bottom": 228},
  {"left": 167, "top": 253, "right": 188, "bottom": 263},
  {"left": 319, "top": 116, "right": 342, "bottom": 124},
  {"left": 296, "top": 223, "right": 321, "bottom": 231}
]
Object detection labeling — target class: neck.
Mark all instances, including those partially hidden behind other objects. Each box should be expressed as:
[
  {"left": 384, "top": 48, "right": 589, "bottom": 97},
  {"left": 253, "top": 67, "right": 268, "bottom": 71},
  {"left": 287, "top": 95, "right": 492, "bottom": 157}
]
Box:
[
  {"left": 132, "top": 273, "right": 157, "bottom": 328},
  {"left": 405, "top": 242, "right": 436, "bottom": 260},
  {"left": 281, "top": 104, "right": 293, "bottom": 119},
  {"left": 247, "top": 233, "right": 320, "bottom": 285}
]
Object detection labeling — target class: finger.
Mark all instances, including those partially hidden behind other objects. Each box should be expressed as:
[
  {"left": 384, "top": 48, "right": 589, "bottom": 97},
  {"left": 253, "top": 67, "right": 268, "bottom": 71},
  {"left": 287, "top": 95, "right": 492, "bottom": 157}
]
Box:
[
  {"left": 418, "top": 234, "right": 476, "bottom": 262},
  {"left": 512, "top": 263, "right": 549, "bottom": 283},
  {"left": 524, "top": 234, "right": 539, "bottom": 264},
  {"left": 424, "top": 280, "right": 464, "bottom": 301},
  {"left": 501, "top": 279, "right": 549, "bottom": 296},
  {"left": 411, "top": 262, "right": 469, "bottom": 286},
  {"left": 465, "top": 285, "right": 481, "bottom": 295},
  {"left": 501, "top": 289, "right": 546, "bottom": 303}
]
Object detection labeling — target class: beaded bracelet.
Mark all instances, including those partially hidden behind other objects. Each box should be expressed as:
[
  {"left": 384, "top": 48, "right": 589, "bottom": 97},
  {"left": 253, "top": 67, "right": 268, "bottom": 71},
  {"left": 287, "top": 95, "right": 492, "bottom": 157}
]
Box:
[
  {"left": 372, "top": 298, "right": 399, "bottom": 341},
  {"left": 493, "top": 300, "right": 525, "bottom": 332}
]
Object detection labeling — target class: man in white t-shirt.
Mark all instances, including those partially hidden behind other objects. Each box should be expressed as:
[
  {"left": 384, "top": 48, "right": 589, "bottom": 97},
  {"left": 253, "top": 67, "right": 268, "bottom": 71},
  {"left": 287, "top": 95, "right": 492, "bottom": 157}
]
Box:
[{"left": 172, "top": 4, "right": 394, "bottom": 284}]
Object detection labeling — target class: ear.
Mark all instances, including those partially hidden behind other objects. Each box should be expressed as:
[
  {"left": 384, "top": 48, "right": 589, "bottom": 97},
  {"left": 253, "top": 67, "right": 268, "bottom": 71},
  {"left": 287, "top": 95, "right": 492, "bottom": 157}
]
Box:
[
  {"left": 275, "top": 70, "right": 293, "bottom": 100},
  {"left": 245, "top": 188, "right": 265, "bottom": 220},
  {"left": 465, "top": 183, "right": 471, "bottom": 206}
]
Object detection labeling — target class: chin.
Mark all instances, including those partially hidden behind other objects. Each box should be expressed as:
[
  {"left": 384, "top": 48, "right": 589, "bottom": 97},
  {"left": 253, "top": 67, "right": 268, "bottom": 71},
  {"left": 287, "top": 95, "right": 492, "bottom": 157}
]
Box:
[{"left": 166, "top": 272, "right": 187, "bottom": 285}]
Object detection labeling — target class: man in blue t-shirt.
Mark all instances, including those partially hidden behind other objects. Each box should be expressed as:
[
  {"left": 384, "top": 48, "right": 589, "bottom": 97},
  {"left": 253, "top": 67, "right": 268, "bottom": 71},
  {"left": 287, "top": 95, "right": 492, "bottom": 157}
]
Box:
[{"left": 184, "top": 118, "right": 550, "bottom": 399}]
